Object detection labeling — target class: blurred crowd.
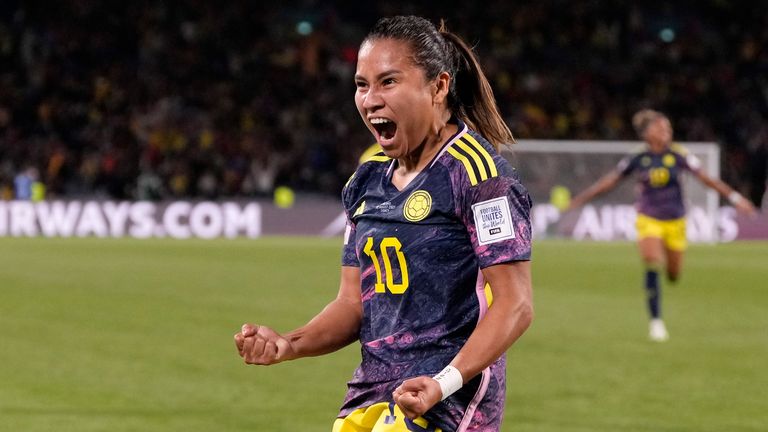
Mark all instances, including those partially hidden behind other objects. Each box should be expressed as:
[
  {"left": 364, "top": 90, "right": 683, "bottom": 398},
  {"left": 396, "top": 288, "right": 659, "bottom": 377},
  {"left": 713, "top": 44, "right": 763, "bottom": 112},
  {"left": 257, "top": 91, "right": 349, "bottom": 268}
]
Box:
[{"left": 0, "top": 0, "right": 766, "bottom": 204}]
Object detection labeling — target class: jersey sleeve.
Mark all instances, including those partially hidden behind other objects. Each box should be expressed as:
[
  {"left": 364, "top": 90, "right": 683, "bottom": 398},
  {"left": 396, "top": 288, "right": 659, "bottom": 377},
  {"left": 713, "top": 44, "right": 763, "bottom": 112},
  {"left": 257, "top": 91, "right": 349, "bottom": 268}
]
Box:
[
  {"left": 616, "top": 153, "right": 638, "bottom": 177},
  {"left": 457, "top": 173, "right": 533, "bottom": 268},
  {"left": 341, "top": 217, "right": 359, "bottom": 267},
  {"left": 340, "top": 177, "right": 360, "bottom": 267},
  {"left": 673, "top": 145, "right": 704, "bottom": 174}
]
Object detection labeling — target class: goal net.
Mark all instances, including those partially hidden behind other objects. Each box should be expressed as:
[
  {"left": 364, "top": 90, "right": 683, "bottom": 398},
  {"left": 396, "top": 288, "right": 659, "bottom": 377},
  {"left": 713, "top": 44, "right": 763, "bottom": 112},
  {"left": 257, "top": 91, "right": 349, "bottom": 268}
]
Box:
[{"left": 503, "top": 140, "right": 721, "bottom": 243}]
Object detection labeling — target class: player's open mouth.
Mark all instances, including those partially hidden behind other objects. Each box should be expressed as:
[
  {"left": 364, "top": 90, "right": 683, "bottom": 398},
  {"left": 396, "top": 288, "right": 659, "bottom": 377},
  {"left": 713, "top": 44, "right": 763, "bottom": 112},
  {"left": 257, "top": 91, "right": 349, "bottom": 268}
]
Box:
[{"left": 370, "top": 117, "right": 397, "bottom": 144}]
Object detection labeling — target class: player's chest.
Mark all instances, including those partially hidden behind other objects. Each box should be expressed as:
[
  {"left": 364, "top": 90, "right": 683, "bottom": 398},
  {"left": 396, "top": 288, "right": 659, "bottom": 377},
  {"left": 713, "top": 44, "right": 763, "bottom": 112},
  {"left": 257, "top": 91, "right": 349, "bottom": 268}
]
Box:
[
  {"left": 637, "top": 153, "right": 681, "bottom": 188},
  {"left": 350, "top": 173, "right": 456, "bottom": 226}
]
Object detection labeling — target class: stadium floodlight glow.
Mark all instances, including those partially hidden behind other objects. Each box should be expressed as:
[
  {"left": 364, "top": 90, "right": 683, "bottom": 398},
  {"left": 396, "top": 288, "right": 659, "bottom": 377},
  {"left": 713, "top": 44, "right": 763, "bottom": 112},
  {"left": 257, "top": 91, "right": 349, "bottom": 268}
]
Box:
[
  {"left": 659, "top": 28, "right": 676, "bottom": 42},
  {"left": 296, "top": 21, "right": 313, "bottom": 36}
]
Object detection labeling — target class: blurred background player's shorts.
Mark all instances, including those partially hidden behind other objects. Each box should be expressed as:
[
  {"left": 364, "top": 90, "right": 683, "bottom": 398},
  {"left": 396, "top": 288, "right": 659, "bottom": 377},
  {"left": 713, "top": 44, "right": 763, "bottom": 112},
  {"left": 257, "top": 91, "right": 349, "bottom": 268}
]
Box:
[{"left": 635, "top": 214, "right": 687, "bottom": 251}]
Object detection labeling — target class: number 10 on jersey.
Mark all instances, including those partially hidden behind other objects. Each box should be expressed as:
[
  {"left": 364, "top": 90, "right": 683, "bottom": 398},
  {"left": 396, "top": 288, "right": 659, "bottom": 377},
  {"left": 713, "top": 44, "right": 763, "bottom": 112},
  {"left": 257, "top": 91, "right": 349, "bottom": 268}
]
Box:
[{"left": 363, "top": 237, "right": 410, "bottom": 294}]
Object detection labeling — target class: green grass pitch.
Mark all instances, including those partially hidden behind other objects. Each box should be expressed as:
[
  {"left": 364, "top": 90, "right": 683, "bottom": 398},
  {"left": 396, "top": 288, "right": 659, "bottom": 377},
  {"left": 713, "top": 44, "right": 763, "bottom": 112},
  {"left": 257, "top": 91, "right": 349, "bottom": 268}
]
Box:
[{"left": 1, "top": 238, "right": 766, "bottom": 431}]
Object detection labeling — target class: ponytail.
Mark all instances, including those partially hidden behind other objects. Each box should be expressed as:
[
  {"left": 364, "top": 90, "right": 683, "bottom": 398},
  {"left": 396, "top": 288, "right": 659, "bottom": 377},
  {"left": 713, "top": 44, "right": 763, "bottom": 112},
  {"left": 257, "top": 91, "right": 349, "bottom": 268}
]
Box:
[{"left": 439, "top": 22, "right": 514, "bottom": 150}]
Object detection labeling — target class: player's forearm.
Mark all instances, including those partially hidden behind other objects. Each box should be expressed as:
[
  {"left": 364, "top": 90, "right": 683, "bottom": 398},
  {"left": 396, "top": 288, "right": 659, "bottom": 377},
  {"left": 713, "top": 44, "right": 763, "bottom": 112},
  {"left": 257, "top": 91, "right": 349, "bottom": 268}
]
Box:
[
  {"left": 450, "top": 294, "right": 533, "bottom": 382},
  {"left": 283, "top": 296, "right": 362, "bottom": 359},
  {"left": 570, "top": 172, "right": 620, "bottom": 209},
  {"left": 698, "top": 174, "right": 730, "bottom": 197}
]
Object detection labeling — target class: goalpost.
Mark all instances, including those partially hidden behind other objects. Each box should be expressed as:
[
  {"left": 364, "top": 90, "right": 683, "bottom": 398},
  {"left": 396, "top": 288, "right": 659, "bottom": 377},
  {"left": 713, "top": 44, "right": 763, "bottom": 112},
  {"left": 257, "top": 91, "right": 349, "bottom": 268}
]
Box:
[{"left": 503, "top": 140, "right": 722, "bottom": 243}]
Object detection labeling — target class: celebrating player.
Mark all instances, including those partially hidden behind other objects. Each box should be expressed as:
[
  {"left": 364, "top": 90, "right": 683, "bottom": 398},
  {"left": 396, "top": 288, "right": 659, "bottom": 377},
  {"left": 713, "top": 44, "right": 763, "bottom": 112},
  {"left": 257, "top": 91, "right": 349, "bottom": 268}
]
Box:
[
  {"left": 235, "top": 15, "right": 533, "bottom": 431},
  {"left": 568, "top": 109, "right": 757, "bottom": 341}
]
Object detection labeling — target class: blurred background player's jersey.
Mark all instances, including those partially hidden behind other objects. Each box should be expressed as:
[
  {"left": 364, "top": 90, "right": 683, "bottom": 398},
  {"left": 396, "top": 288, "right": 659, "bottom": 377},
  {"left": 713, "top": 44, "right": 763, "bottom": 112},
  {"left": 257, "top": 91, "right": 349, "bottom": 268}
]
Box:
[
  {"left": 339, "top": 121, "right": 532, "bottom": 430},
  {"left": 617, "top": 144, "right": 703, "bottom": 220}
]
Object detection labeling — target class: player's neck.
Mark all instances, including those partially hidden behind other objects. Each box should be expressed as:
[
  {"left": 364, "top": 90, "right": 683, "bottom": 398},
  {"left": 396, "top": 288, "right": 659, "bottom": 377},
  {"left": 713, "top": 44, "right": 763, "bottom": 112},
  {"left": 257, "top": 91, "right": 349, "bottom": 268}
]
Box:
[
  {"left": 646, "top": 140, "right": 669, "bottom": 154},
  {"left": 392, "top": 123, "right": 457, "bottom": 189},
  {"left": 398, "top": 123, "right": 457, "bottom": 172}
]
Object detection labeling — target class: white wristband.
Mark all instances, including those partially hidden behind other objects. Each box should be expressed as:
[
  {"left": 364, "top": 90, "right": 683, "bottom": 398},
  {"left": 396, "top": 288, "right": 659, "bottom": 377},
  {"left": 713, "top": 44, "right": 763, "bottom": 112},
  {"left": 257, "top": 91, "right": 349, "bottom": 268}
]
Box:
[
  {"left": 432, "top": 365, "right": 463, "bottom": 401},
  {"left": 728, "top": 191, "right": 743, "bottom": 205}
]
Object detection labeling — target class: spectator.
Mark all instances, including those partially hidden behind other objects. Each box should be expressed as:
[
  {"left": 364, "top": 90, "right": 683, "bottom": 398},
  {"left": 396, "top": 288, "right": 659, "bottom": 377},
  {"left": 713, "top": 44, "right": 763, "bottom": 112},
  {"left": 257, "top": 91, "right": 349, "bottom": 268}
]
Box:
[{"left": 0, "top": 1, "right": 765, "bottom": 202}]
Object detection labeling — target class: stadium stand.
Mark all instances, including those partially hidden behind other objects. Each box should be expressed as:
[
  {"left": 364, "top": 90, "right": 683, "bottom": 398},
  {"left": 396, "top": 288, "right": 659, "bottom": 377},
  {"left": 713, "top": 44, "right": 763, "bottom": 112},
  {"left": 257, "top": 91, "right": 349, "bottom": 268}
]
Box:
[{"left": 0, "top": 1, "right": 765, "bottom": 205}]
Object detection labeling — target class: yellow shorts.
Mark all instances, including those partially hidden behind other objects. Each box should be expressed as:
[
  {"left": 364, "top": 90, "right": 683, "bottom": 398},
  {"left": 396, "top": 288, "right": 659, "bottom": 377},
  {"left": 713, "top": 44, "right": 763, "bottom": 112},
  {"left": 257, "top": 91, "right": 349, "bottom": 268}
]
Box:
[
  {"left": 332, "top": 402, "right": 441, "bottom": 432},
  {"left": 635, "top": 214, "right": 687, "bottom": 252}
]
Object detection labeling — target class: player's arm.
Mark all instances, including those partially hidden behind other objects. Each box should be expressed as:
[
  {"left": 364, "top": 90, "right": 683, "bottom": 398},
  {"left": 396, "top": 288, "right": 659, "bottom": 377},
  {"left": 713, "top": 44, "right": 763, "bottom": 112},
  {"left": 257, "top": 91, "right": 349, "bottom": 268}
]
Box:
[
  {"left": 691, "top": 170, "right": 757, "bottom": 215},
  {"left": 235, "top": 265, "right": 362, "bottom": 365},
  {"left": 567, "top": 169, "right": 622, "bottom": 210},
  {"left": 452, "top": 260, "right": 533, "bottom": 377},
  {"left": 394, "top": 261, "right": 533, "bottom": 419}
]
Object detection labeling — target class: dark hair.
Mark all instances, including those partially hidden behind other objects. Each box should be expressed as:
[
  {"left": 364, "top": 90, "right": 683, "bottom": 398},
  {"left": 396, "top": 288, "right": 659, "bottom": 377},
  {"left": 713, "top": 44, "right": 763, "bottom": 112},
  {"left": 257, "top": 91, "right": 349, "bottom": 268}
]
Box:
[
  {"left": 632, "top": 109, "right": 667, "bottom": 137},
  {"left": 363, "top": 16, "right": 514, "bottom": 150}
]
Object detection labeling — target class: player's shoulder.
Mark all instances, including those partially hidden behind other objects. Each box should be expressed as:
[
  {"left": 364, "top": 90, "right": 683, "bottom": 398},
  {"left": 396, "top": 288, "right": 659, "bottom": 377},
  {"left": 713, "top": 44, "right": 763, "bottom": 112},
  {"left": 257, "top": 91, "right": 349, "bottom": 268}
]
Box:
[
  {"left": 620, "top": 144, "right": 651, "bottom": 167},
  {"left": 343, "top": 150, "right": 392, "bottom": 203},
  {"left": 669, "top": 142, "right": 703, "bottom": 170},
  {"left": 358, "top": 143, "right": 385, "bottom": 164},
  {"left": 669, "top": 142, "right": 690, "bottom": 157},
  {"left": 356, "top": 149, "right": 392, "bottom": 175},
  {"left": 349, "top": 149, "right": 391, "bottom": 181},
  {"left": 442, "top": 129, "right": 513, "bottom": 187}
]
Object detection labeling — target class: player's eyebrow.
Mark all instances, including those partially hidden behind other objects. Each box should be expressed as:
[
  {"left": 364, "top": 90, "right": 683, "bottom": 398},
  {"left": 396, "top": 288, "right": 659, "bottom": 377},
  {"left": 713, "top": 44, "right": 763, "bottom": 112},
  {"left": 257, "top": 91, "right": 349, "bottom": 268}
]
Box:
[{"left": 354, "top": 69, "right": 402, "bottom": 82}]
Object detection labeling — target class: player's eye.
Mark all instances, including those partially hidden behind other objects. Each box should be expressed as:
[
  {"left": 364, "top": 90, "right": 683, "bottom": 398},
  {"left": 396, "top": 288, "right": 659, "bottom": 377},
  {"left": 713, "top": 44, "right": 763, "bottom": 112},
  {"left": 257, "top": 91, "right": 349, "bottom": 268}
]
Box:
[
  {"left": 355, "top": 80, "right": 368, "bottom": 89},
  {"left": 382, "top": 78, "right": 395, "bottom": 86}
]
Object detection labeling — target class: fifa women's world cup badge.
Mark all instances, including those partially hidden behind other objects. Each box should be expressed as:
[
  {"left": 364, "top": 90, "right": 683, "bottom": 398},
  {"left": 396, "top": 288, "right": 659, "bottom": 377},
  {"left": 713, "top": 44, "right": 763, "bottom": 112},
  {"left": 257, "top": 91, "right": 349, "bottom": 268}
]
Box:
[{"left": 403, "top": 190, "right": 432, "bottom": 222}]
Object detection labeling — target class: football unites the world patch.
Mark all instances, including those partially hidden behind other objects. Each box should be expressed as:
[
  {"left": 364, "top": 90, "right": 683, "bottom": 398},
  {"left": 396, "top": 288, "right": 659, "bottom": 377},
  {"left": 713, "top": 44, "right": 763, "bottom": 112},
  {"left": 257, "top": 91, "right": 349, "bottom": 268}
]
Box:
[
  {"left": 403, "top": 190, "right": 432, "bottom": 222},
  {"left": 471, "top": 196, "right": 516, "bottom": 245}
]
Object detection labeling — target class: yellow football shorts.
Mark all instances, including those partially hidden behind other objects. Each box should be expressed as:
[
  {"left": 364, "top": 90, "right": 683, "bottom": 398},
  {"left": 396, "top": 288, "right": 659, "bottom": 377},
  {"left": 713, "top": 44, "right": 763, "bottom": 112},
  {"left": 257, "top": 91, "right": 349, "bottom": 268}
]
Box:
[
  {"left": 635, "top": 214, "right": 687, "bottom": 251},
  {"left": 332, "top": 402, "right": 441, "bottom": 432}
]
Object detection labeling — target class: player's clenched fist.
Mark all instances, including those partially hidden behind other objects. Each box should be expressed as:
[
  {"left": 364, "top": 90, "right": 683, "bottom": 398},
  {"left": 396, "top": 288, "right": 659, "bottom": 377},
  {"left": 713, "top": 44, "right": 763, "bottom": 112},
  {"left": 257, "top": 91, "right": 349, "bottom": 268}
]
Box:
[
  {"left": 234, "top": 323, "right": 294, "bottom": 365},
  {"left": 392, "top": 376, "right": 442, "bottom": 419}
]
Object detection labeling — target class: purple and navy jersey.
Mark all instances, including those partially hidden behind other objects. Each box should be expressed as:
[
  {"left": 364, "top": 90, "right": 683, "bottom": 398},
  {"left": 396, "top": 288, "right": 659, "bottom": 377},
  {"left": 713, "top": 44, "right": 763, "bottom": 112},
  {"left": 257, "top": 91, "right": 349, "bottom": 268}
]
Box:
[
  {"left": 616, "top": 143, "right": 703, "bottom": 220},
  {"left": 339, "top": 120, "right": 532, "bottom": 432}
]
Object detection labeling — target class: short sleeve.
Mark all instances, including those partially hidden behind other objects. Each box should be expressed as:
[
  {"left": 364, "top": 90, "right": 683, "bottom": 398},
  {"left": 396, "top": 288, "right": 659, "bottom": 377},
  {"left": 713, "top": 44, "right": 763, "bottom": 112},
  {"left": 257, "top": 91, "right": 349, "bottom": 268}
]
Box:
[
  {"left": 341, "top": 217, "right": 359, "bottom": 267},
  {"left": 340, "top": 182, "right": 360, "bottom": 267},
  {"left": 616, "top": 154, "right": 637, "bottom": 177},
  {"left": 458, "top": 174, "right": 532, "bottom": 268},
  {"left": 683, "top": 153, "right": 703, "bottom": 173}
]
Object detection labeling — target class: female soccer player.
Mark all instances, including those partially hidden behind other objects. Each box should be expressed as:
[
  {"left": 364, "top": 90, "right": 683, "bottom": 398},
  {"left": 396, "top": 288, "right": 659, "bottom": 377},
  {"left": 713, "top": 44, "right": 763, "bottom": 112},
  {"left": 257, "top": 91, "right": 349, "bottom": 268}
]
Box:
[
  {"left": 235, "top": 15, "right": 533, "bottom": 432},
  {"left": 568, "top": 109, "right": 757, "bottom": 341}
]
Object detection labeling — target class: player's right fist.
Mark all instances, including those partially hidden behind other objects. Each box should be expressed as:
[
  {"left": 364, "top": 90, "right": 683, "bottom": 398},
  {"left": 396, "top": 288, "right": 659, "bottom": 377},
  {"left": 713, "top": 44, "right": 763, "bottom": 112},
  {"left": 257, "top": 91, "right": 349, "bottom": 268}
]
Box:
[{"left": 234, "top": 324, "right": 293, "bottom": 365}]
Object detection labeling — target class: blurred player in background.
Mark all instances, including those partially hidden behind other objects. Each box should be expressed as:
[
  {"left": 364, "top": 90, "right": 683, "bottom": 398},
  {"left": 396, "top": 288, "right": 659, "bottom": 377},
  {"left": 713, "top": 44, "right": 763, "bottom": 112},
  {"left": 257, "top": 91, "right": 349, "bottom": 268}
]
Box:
[
  {"left": 568, "top": 109, "right": 757, "bottom": 341},
  {"left": 235, "top": 15, "right": 533, "bottom": 432}
]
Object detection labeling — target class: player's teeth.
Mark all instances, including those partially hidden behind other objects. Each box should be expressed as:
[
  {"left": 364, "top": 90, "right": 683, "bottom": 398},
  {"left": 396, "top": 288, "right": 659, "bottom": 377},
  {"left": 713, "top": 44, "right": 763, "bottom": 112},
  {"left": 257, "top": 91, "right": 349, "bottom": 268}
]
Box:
[{"left": 370, "top": 118, "right": 391, "bottom": 124}]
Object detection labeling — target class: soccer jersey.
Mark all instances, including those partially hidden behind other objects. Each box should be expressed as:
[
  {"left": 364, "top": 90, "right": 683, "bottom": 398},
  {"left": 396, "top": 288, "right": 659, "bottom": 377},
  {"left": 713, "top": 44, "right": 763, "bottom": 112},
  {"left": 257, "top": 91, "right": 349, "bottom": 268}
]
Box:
[
  {"left": 616, "top": 144, "right": 703, "bottom": 220},
  {"left": 339, "top": 120, "right": 532, "bottom": 432}
]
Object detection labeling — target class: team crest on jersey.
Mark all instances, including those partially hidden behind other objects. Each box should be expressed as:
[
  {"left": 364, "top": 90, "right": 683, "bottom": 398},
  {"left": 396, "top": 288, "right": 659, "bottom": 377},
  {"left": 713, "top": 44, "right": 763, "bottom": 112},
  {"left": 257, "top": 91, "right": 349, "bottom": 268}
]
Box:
[
  {"left": 641, "top": 156, "right": 651, "bottom": 167},
  {"left": 663, "top": 154, "right": 676, "bottom": 167},
  {"left": 403, "top": 190, "right": 432, "bottom": 222}
]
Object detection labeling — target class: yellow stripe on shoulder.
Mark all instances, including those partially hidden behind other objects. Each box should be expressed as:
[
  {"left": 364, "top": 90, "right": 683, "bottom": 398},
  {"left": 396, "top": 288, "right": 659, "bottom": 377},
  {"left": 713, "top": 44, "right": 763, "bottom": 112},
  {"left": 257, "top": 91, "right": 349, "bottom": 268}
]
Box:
[
  {"left": 447, "top": 146, "right": 479, "bottom": 185},
  {"left": 670, "top": 143, "right": 689, "bottom": 156},
  {"left": 359, "top": 144, "right": 388, "bottom": 164},
  {"left": 344, "top": 171, "right": 356, "bottom": 188},
  {"left": 366, "top": 155, "right": 391, "bottom": 162},
  {"left": 455, "top": 139, "right": 488, "bottom": 182},
  {"left": 353, "top": 200, "right": 365, "bottom": 217},
  {"left": 461, "top": 134, "right": 498, "bottom": 178}
]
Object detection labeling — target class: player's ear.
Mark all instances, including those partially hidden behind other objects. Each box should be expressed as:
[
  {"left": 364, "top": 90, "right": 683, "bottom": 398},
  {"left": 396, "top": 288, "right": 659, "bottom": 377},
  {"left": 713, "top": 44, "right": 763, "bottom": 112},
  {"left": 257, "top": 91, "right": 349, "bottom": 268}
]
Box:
[{"left": 432, "top": 71, "right": 451, "bottom": 105}]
